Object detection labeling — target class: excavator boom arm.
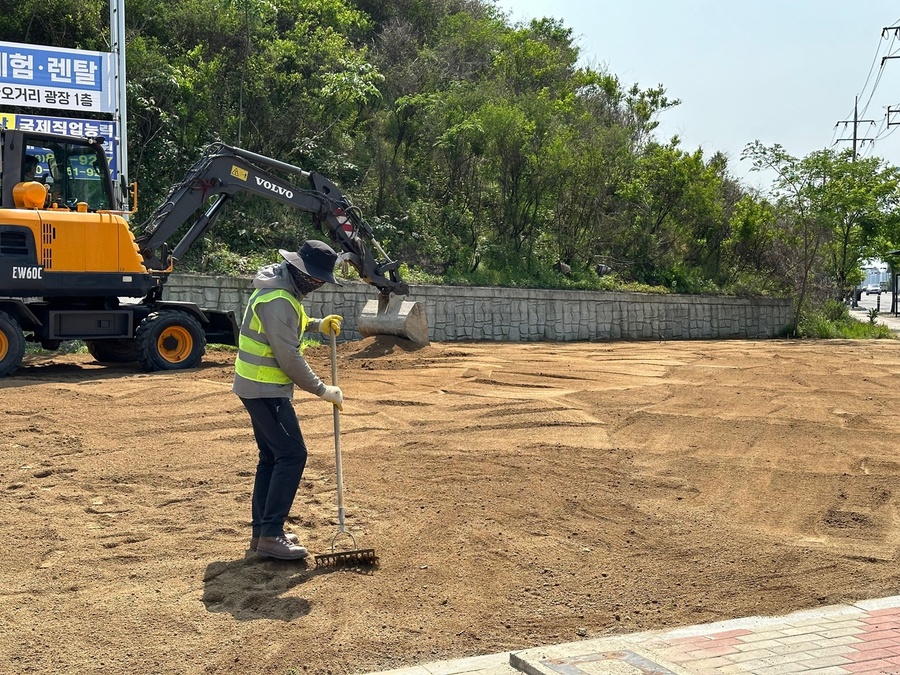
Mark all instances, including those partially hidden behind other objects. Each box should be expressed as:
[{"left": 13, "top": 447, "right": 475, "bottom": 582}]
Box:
[{"left": 134, "top": 143, "right": 408, "bottom": 296}]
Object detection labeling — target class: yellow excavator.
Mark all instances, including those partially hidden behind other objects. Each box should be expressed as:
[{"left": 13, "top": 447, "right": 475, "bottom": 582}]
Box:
[{"left": 0, "top": 129, "right": 428, "bottom": 377}]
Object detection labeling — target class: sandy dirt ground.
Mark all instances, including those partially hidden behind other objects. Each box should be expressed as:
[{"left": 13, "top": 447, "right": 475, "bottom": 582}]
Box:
[{"left": 4, "top": 336, "right": 900, "bottom": 675}]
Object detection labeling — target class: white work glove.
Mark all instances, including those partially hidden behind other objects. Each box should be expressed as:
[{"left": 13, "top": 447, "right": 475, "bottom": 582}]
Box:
[
  {"left": 319, "top": 314, "right": 343, "bottom": 337},
  {"left": 321, "top": 384, "right": 344, "bottom": 411}
]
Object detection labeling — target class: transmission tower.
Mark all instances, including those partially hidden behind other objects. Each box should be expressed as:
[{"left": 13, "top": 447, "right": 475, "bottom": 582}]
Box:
[{"left": 836, "top": 96, "right": 876, "bottom": 158}]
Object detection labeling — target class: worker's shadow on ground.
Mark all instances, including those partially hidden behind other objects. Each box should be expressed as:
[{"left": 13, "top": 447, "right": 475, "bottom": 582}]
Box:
[
  {"left": 202, "top": 556, "right": 316, "bottom": 621},
  {"left": 202, "top": 554, "right": 372, "bottom": 620}
]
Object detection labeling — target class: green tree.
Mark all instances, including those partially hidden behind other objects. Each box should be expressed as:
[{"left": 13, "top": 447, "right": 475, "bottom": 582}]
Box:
[
  {"left": 722, "top": 194, "right": 784, "bottom": 294},
  {"left": 613, "top": 141, "right": 730, "bottom": 290},
  {"left": 0, "top": 0, "right": 107, "bottom": 50},
  {"left": 11, "top": 0, "right": 900, "bottom": 306},
  {"left": 815, "top": 152, "right": 900, "bottom": 295},
  {"left": 743, "top": 142, "right": 900, "bottom": 330}
]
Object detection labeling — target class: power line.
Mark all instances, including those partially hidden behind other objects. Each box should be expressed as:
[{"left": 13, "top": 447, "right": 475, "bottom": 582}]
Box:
[
  {"left": 855, "top": 25, "right": 895, "bottom": 115},
  {"left": 859, "top": 65, "right": 886, "bottom": 120},
  {"left": 872, "top": 108, "right": 893, "bottom": 138},
  {"left": 844, "top": 21, "right": 900, "bottom": 158},
  {"left": 858, "top": 31, "right": 896, "bottom": 119},
  {"left": 872, "top": 24, "right": 900, "bottom": 155}
]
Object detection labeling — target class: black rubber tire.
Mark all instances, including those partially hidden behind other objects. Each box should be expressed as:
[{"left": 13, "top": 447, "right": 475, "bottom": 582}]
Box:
[
  {"left": 0, "top": 310, "right": 25, "bottom": 377},
  {"left": 86, "top": 339, "right": 139, "bottom": 364},
  {"left": 135, "top": 310, "right": 206, "bottom": 372}
]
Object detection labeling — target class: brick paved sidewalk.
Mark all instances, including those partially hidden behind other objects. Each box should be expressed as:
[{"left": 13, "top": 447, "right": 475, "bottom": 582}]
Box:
[
  {"left": 512, "top": 596, "right": 900, "bottom": 675},
  {"left": 370, "top": 596, "right": 900, "bottom": 675}
]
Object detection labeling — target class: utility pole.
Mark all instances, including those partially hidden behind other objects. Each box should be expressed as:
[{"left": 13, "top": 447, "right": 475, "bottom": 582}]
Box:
[
  {"left": 889, "top": 106, "right": 900, "bottom": 130},
  {"left": 836, "top": 96, "right": 876, "bottom": 158},
  {"left": 881, "top": 23, "right": 900, "bottom": 52},
  {"left": 882, "top": 26, "right": 900, "bottom": 166},
  {"left": 884, "top": 25, "right": 900, "bottom": 315}
]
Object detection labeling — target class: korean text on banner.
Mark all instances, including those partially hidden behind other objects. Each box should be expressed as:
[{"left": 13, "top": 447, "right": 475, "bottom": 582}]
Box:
[
  {"left": 3, "top": 114, "right": 119, "bottom": 179},
  {"left": 0, "top": 41, "right": 115, "bottom": 114}
]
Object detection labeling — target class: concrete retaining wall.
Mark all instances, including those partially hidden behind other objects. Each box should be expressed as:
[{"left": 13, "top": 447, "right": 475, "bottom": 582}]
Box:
[{"left": 163, "top": 274, "right": 794, "bottom": 342}]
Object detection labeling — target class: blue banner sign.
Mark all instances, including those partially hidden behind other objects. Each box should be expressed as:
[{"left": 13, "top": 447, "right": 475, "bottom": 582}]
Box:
[{"left": 0, "top": 42, "right": 114, "bottom": 113}]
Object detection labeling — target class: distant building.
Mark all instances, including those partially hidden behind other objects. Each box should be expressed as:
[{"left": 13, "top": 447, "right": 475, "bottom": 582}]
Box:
[{"left": 861, "top": 259, "right": 889, "bottom": 290}]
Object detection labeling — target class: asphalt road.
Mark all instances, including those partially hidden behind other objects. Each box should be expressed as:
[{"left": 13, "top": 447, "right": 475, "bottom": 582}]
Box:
[{"left": 853, "top": 289, "right": 900, "bottom": 331}]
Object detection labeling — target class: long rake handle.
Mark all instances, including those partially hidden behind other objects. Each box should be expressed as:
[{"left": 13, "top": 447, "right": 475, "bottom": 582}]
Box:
[
  {"left": 330, "top": 332, "right": 347, "bottom": 536},
  {"left": 316, "top": 332, "right": 377, "bottom": 567}
]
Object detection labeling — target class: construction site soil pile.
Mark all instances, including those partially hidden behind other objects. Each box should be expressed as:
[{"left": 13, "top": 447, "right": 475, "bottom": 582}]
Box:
[{"left": 3, "top": 337, "right": 900, "bottom": 674}]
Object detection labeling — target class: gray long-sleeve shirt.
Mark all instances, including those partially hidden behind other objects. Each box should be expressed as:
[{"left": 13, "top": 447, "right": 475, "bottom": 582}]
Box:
[{"left": 231, "top": 261, "right": 328, "bottom": 400}]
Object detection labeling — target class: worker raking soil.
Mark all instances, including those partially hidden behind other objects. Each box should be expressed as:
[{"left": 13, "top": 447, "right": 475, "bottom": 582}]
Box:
[{"left": 232, "top": 240, "right": 346, "bottom": 560}]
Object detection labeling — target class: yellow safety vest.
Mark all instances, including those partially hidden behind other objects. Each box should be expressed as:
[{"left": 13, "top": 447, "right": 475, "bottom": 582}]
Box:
[{"left": 234, "top": 288, "right": 310, "bottom": 384}]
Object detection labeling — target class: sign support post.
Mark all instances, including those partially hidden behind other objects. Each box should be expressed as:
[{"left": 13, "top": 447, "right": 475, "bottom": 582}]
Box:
[{"left": 110, "top": 0, "right": 128, "bottom": 210}]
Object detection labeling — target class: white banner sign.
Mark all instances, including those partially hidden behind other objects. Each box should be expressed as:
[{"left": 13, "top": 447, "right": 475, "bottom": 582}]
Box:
[{"left": 0, "top": 41, "right": 114, "bottom": 113}]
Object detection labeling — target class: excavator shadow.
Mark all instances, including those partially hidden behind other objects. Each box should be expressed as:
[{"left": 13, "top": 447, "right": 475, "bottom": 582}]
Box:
[
  {"left": 9, "top": 355, "right": 226, "bottom": 384},
  {"left": 348, "top": 335, "right": 428, "bottom": 359}
]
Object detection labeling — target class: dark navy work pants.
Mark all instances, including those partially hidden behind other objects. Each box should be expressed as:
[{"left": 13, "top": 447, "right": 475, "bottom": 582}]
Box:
[{"left": 239, "top": 397, "right": 308, "bottom": 538}]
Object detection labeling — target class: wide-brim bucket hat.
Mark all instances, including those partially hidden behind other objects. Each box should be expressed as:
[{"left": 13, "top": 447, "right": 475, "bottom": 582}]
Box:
[{"left": 279, "top": 240, "right": 341, "bottom": 285}]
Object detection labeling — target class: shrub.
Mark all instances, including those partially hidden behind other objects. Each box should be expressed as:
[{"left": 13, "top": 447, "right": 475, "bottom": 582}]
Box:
[{"left": 797, "top": 302, "right": 896, "bottom": 340}]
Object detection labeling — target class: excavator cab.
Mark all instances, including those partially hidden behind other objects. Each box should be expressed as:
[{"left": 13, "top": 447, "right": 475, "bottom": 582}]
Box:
[
  {"left": 25, "top": 139, "right": 112, "bottom": 211},
  {"left": 0, "top": 129, "right": 225, "bottom": 378},
  {"left": 0, "top": 129, "right": 116, "bottom": 212},
  {"left": 0, "top": 129, "right": 156, "bottom": 300}
]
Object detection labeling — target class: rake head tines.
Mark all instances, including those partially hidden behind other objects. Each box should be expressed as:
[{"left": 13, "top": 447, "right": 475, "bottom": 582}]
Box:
[{"left": 314, "top": 548, "right": 378, "bottom": 568}]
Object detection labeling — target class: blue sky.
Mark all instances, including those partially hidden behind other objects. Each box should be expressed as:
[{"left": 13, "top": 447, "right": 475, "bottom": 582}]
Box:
[{"left": 497, "top": 0, "right": 900, "bottom": 189}]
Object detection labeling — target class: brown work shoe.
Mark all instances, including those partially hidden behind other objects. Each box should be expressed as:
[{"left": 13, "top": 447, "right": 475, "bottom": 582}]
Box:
[
  {"left": 255, "top": 535, "right": 308, "bottom": 560},
  {"left": 249, "top": 531, "right": 299, "bottom": 552}
]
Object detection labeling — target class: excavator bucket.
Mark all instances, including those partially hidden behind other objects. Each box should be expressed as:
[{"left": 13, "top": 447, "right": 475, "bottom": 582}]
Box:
[{"left": 357, "top": 296, "right": 430, "bottom": 346}]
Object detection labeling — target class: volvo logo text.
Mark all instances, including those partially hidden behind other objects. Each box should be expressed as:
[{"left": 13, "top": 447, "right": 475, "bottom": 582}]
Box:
[{"left": 255, "top": 177, "right": 293, "bottom": 199}]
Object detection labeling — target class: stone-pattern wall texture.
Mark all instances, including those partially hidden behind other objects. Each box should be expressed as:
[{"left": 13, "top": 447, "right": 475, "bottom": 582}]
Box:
[{"left": 163, "top": 274, "right": 794, "bottom": 342}]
